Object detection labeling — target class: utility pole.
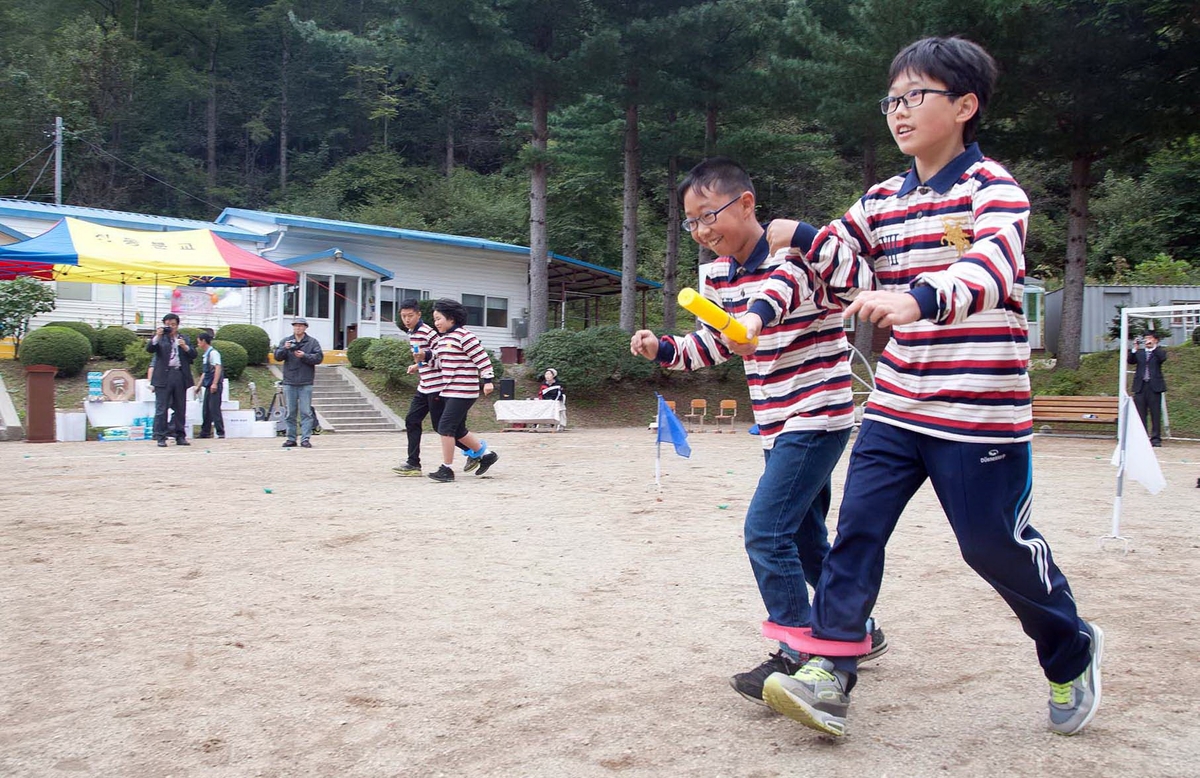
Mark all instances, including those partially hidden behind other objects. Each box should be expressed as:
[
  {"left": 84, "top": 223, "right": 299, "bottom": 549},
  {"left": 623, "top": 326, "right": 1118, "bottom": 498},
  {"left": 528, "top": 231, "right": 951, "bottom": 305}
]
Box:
[{"left": 54, "top": 116, "right": 63, "bottom": 205}]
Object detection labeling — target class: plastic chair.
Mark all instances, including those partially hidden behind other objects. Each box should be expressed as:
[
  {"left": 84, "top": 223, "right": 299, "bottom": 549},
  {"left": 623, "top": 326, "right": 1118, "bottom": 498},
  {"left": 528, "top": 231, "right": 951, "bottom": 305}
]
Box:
[
  {"left": 684, "top": 399, "right": 707, "bottom": 430},
  {"left": 713, "top": 399, "right": 737, "bottom": 431}
]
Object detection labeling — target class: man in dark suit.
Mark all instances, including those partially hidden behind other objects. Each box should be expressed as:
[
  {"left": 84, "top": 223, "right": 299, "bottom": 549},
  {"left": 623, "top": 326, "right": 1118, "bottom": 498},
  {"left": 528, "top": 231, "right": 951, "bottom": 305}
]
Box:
[
  {"left": 146, "top": 313, "right": 195, "bottom": 447},
  {"left": 1128, "top": 331, "right": 1168, "bottom": 447}
]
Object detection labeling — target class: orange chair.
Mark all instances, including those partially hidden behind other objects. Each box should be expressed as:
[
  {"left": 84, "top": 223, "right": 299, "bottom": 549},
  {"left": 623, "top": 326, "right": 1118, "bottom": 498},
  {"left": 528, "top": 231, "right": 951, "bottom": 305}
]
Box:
[
  {"left": 713, "top": 399, "right": 737, "bottom": 431},
  {"left": 648, "top": 400, "right": 679, "bottom": 432},
  {"left": 684, "top": 399, "right": 707, "bottom": 430}
]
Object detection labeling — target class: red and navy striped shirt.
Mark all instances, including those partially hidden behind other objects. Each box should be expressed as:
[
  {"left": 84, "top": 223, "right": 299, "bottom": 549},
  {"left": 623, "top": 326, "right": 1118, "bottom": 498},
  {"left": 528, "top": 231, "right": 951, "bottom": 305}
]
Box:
[
  {"left": 797, "top": 143, "right": 1032, "bottom": 443},
  {"left": 406, "top": 320, "right": 447, "bottom": 395},
  {"left": 656, "top": 231, "right": 855, "bottom": 448},
  {"left": 431, "top": 325, "right": 494, "bottom": 399}
]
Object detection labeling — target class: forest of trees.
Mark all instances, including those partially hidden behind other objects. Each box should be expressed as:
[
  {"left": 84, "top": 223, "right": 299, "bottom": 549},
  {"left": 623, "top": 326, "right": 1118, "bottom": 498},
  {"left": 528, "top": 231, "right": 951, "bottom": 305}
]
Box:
[{"left": 1, "top": 0, "right": 1197, "bottom": 365}]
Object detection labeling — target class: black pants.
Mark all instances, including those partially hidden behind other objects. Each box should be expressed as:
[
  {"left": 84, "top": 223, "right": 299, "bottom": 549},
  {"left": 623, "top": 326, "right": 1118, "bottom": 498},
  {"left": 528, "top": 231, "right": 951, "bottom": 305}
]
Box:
[
  {"left": 154, "top": 368, "right": 188, "bottom": 441},
  {"left": 1133, "top": 385, "right": 1164, "bottom": 444},
  {"left": 405, "top": 391, "right": 468, "bottom": 465},
  {"left": 200, "top": 381, "right": 224, "bottom": 437}
]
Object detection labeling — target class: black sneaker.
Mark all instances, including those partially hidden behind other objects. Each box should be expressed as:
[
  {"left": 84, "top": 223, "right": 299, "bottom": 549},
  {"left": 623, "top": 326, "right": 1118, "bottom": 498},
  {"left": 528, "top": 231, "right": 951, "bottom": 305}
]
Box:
[
  {"left": 282, "top": 440, "right": 297, "bottom": 448},
  {"left": 175, "top": 438, "right": 190, "bottom": 446},
  {"left": 300, "top": 439, "right": 312, "bottom": 448},
  {"left": 392, "top": 462, "right": 422, "bottom": 476},
  {"left": 428, "top": 465, "right": 455, "bottom": 482},
  {"left": 730, "top": 650, "right": 807, "bottom": 706},
  {"left": 475, "top": 451, "right": 499, "bottom": 476},
  {"left": 859, "top": 626, "right": 889, "bottom": 664}
]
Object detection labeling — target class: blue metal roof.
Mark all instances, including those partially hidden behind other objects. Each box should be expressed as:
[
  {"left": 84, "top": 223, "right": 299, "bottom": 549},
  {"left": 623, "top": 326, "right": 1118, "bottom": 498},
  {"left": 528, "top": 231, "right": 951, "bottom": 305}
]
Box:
[
  {"left": 218, "top": 207, "right": 661, "bottom": 289},
  {"left": 0, "top": 199, "right": 265, "bottom": 242},
  {"left": 0, "top": 222, "right": 27, "bottom": 241},
  {"left": 276, "top": 248, "right": 394, "bottom": 281}
]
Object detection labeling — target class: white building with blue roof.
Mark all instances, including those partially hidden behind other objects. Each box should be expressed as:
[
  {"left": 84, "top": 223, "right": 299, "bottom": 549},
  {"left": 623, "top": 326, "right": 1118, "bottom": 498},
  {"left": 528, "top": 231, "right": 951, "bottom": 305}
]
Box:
[{"left": 0, "top": 200, "right": 660, "bottom": 357}]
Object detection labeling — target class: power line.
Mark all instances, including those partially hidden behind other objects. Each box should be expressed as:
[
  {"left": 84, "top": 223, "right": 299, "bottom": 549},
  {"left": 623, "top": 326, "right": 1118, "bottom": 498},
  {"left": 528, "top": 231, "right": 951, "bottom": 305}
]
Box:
[
  {"left": 80, "top": 139, "right": 223, "bottom": 210},
  {"left": 0, "top": 142, "right": 55, "bottom": 184},
  {"left": 21, "top": 151, "right": 55, "bottom": 200}
]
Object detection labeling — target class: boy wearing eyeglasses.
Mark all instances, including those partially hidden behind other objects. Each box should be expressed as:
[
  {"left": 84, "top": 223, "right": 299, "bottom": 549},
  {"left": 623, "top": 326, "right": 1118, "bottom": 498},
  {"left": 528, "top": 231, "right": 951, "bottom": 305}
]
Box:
[
  {"left": 630, "top": 157, "right": 888, "bottom": 709},
  {"left": 743, "top": 37, "right": 1101, "bottom": 738}
]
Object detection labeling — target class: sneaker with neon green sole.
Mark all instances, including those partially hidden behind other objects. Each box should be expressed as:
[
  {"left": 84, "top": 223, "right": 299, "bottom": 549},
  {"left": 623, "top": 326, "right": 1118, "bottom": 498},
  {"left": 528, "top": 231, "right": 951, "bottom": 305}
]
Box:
[
  {"left": 762, "top": 657, "right": 850, "bottom": 736},
  {"left": 1048, "top": 621, "right": 1103, "bottom": 736}
]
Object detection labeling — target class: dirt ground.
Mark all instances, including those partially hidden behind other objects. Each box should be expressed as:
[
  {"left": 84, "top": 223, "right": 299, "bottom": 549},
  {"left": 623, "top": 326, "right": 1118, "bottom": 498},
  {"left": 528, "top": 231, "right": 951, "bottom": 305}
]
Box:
[{"left": 2, "top": 428, "right": 1198, "bottom": 777}]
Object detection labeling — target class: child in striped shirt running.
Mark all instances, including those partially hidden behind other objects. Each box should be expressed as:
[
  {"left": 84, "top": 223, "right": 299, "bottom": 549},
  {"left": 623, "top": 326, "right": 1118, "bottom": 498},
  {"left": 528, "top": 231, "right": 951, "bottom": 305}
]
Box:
[
  {"left": 629, "top": 157, "right": 887, "bottom": 708},
  {"left": 420, "top": 298, "right": 499, "bottom": 482},
  {"left": 743, "top": 36, "right": 1102, "bottom": 738}
]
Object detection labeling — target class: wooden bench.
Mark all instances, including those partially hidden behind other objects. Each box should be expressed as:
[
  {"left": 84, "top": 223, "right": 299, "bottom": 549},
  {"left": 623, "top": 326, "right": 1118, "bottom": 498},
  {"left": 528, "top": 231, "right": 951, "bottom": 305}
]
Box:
[{"left": 1031, "top": 395, "right": 1119, "bottom": 431}]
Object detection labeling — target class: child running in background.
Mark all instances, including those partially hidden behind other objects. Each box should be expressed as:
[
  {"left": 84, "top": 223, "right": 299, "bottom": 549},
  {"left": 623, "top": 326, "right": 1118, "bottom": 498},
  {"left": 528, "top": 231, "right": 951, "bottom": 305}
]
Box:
[
  {"left": 422, "top": 298, "right": 499, "bottom": 482},
  {"left": 629, "top": 157, "right": 887, "bottom": 709},
  {"left": 744, "top": 36, "right": 1102, "bottom": 738}
]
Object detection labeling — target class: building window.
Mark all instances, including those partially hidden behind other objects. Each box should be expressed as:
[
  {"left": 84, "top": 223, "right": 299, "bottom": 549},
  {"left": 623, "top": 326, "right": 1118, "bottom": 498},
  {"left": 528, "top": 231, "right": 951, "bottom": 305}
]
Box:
[
  {"left": 282, "top": 284, "right": 299, "bottom": 317},
  {"left": 361, "top": 279, "right": 376, "bottom": 321},
  {"left": 486, "top": 296, "right": 508, "bottom": 328},
  {"left": 462, "top": 294, "right": 485, "bottom": 327},
  {"left": 305, "top": 274, "right": 330, "bottom": 319},
  {"left": 1170, "top": 300, "right": 1200, "bottom": 332},
  {"left": 56, "top": 281, "right": 93, "bottom": 301},
  {"left": 381, "top": 286, "right": 429, "bottom": 324}
]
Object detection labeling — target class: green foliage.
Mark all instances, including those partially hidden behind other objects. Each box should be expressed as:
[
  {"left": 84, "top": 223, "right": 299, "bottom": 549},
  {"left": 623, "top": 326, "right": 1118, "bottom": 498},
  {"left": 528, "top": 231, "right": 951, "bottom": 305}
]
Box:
[
  {"left": 486, "top": 350, "right": 505, "bottom": 381},
  {"left": 364, "top": 337, "right": 414, "bottom": 387},
  {"left": 1107, "top": 307, "right": 1170, "bottom": 342},
  {"left": 526, "top": 325, "right": 655, "bottom": 392},
  {"left": 210, "top": 340, "right": 248, "bottom": 381},
  {"left": 347, "top": 336, "right": 377, "bottom": 369},
  {"left": 215, "top": 323, "right": 271, "bottom": 365},
  {"left": 178, "top": 327, "right": 206, "bottom": 346},
  {"left": 124, "top": 340, "right": 152, "bottom": 375},
  {"left": 19, "top": 326, "right": 91, "bottom": 377},
  {"left": 44, "top": 321, "right": 96, "bottom": 353},
  {"left": 95, "top": 326, "right": 139, "bottom": 360},
  {"left": 1127, "top": 254, "right": 1199, "bottom": 285},
  {"left": 0, "top": 277, "right": 56, "bottom": 357}
]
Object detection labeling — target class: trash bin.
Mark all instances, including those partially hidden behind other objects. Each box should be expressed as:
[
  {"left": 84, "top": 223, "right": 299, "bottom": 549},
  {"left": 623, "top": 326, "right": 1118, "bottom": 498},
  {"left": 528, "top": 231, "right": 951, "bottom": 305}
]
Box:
[
  {"left": 25, "top": 364, "right": 57, "bottom": 443},
  {"left": 498, "top": 377, "right": 516, "bottom": 400}
]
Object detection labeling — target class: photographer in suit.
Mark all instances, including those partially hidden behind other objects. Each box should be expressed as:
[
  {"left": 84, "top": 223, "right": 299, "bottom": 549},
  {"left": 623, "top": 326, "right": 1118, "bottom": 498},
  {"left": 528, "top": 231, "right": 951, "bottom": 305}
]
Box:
[
  {"left": 146, "top": 313, "right": 195, "bottom": 447},
  {"left": 1128, "top": 331, "right": 1168, "bottom": 447}
]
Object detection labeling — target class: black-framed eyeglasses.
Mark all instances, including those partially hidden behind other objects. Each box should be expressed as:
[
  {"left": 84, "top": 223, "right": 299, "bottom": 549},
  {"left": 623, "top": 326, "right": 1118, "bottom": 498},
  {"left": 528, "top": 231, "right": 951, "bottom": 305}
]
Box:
[
  {"left": 879, "top": 88, "right": 961, "bottom": 115},
  {"left": 682, "top": 194, "right": 743, "bottom": 233}
]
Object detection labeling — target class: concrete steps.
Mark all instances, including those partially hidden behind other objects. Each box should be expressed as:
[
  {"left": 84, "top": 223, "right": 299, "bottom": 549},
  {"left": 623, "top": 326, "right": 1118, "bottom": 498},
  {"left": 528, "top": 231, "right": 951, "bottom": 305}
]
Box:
[{"left": 309, "top": 366, "right": 402, "bottom": 434}]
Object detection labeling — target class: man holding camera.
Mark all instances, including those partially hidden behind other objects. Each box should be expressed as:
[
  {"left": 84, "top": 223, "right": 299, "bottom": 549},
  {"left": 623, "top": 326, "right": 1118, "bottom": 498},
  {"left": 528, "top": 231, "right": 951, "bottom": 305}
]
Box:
[
  {"left": 1129, "top": 331, "right": 1168, "bottom": 447},
  {"left": 146, "top": 313, "right": 195, "bottom": 447},
  {"left": 274, "top": 317, "right": 324, "bottom": 448}
]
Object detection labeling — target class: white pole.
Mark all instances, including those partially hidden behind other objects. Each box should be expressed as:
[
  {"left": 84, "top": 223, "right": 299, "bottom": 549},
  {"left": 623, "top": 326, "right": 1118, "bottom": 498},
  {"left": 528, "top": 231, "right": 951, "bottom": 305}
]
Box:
[
  {"left": 54, "top": 116, "right": 63, "bottom": 205},
  {"left": 1110, "top": 309, "right": 1131, "bottom": 540},
  {"left": 655, "top": 441, "right": 662, "bottom": 489}
]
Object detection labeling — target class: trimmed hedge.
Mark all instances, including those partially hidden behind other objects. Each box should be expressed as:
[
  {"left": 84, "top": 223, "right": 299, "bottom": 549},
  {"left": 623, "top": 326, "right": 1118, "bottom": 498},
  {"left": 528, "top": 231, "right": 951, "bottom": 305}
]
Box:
[
  {"left": 96, "top": 326, "right": 140, "bottom": 360},
  {"left": 20, "top": 326, "right": 91, "bottom": 377},
  {"left": 44, "top": 321, "right": 96, "bottom": 354},
  {"left": 347, "top": 336, "right": 377, "bottom": 368},
  {"left": 210, "top": 340, "right": 248, "bottom": 380},
  {"left": 215, "top": 323, "right": 270, "bottom": 365},
  {"left": 124, "top": 340, "right": 152, "bottom": 376},
  {"left": 365, "top": 337, "right": 412, "bottom": 386},
  {"left": 525, "top": 325, "right": 653, "bottom": 392}
]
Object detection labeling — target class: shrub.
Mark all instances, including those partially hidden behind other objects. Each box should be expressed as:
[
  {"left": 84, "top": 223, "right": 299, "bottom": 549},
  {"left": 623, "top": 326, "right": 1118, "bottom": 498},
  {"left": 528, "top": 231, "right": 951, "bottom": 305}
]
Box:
[
  {"left": 215, "top": 323, "right": 271, "bottom": 365},
  {"left": 124, "top": 340, "right": 152, "bottom": 376},
  {"left": 1193, "top": 325, "right": 1199, "bottom": 345},
  {"left": 95, "top": 326, "right": 139, "bottom": 360},
  {"left": 1045, "top": 369, "right": 1086, "bottom": 396},
  {"left": 19, "top": 326, "right": 91, "bottom": 377},
  {"left": 486, "top": 349, "right": 505, "bottom": 381},
  {"left": 526, "top": 325, "right": 655, "bottom": 392},
  {"left": 347, "top": 336, "right": 377, "bottom": 368},
  {"left": 210, "top": 340, "right": 248, "bottom": 380},
  {"left": 178, "top": 327, "right": 206, "bottom": 346},
  {"left": 365, "top": 337, "right": 413, "bottom": 386},
  {"left": 43, "top": 320, "right": 96, "bottom": 354}
]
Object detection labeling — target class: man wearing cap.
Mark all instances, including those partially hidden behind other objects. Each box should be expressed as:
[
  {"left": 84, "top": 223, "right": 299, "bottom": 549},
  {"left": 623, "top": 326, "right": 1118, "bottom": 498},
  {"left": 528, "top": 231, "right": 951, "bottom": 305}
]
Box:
[{"left": 274, "top": 318, "right": 324, "bottom": 448}]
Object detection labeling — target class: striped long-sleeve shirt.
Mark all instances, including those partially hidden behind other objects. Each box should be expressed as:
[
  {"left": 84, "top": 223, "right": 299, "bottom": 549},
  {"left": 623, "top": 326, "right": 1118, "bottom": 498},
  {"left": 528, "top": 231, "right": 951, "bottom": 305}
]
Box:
[
  {"left": 656, "top": 231, "right": 855, "bottom": 449},
  {"left": 791, "top": 143, "right": 1032, "bottom": 443},
  {"left": 406, "top": 320, "right": 447, "bottom": 395},
  {"left": 431, "top": 325, "right": 494, "bottom": 399}
]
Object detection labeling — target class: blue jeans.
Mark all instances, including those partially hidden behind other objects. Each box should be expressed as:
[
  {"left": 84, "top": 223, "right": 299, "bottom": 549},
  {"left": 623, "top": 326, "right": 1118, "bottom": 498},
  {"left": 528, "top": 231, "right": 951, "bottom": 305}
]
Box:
[
  {"left": 745, "top": 429, "right": 851, "bottom": 629},
  {"left": 283, "top": 383, "right": 314, "bottom": 442}
]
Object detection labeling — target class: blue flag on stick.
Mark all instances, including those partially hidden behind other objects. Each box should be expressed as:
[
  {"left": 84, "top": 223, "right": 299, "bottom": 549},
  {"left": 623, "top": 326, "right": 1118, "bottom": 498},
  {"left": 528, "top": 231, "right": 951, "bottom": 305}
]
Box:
[{"left": 656, "top": 393, "right": 691, "bottom": 458}]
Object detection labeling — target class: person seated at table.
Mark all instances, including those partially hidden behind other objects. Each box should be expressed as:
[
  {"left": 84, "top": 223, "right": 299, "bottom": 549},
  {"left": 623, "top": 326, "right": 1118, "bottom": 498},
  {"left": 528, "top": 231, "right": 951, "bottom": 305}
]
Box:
[{"left": 539, "top": 368, "right": 565, "bottom": 402}]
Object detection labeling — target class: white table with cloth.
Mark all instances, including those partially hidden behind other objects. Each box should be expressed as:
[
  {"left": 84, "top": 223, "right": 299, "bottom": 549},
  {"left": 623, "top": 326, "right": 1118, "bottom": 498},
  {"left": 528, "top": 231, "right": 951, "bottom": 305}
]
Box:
[{"left": 492, "top": 399, "right": 567, "bottom": 431}]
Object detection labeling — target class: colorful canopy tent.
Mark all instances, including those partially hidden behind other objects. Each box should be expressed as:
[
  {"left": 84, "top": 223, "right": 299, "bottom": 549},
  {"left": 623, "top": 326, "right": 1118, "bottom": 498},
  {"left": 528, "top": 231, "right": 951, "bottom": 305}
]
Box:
[{"left": 0, "top": 217, "right": 297, "bottom": 287}]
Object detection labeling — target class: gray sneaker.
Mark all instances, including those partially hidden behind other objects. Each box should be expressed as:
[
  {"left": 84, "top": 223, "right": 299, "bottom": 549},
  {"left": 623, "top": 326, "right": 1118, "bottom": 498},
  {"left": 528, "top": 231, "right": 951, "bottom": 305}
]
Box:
[
  {"left": 1048, "top": 621, "right": 1104, "bottom": 736},
  {"left": 392, "top": 461, "right": 422, "bottom": 476},
  {"left": 463, "top": 455, "right": 481, "bottom": 473},
  {"left": 762, "top": 657, "right": 850, "bottom": 736}
]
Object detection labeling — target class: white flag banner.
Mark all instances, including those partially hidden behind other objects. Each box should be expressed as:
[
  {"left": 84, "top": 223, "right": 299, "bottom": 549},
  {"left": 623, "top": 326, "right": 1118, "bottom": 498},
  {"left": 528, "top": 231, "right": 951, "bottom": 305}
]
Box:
[{"left": 1112, "top": 395, "right": 1166, "bottom": 495}]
